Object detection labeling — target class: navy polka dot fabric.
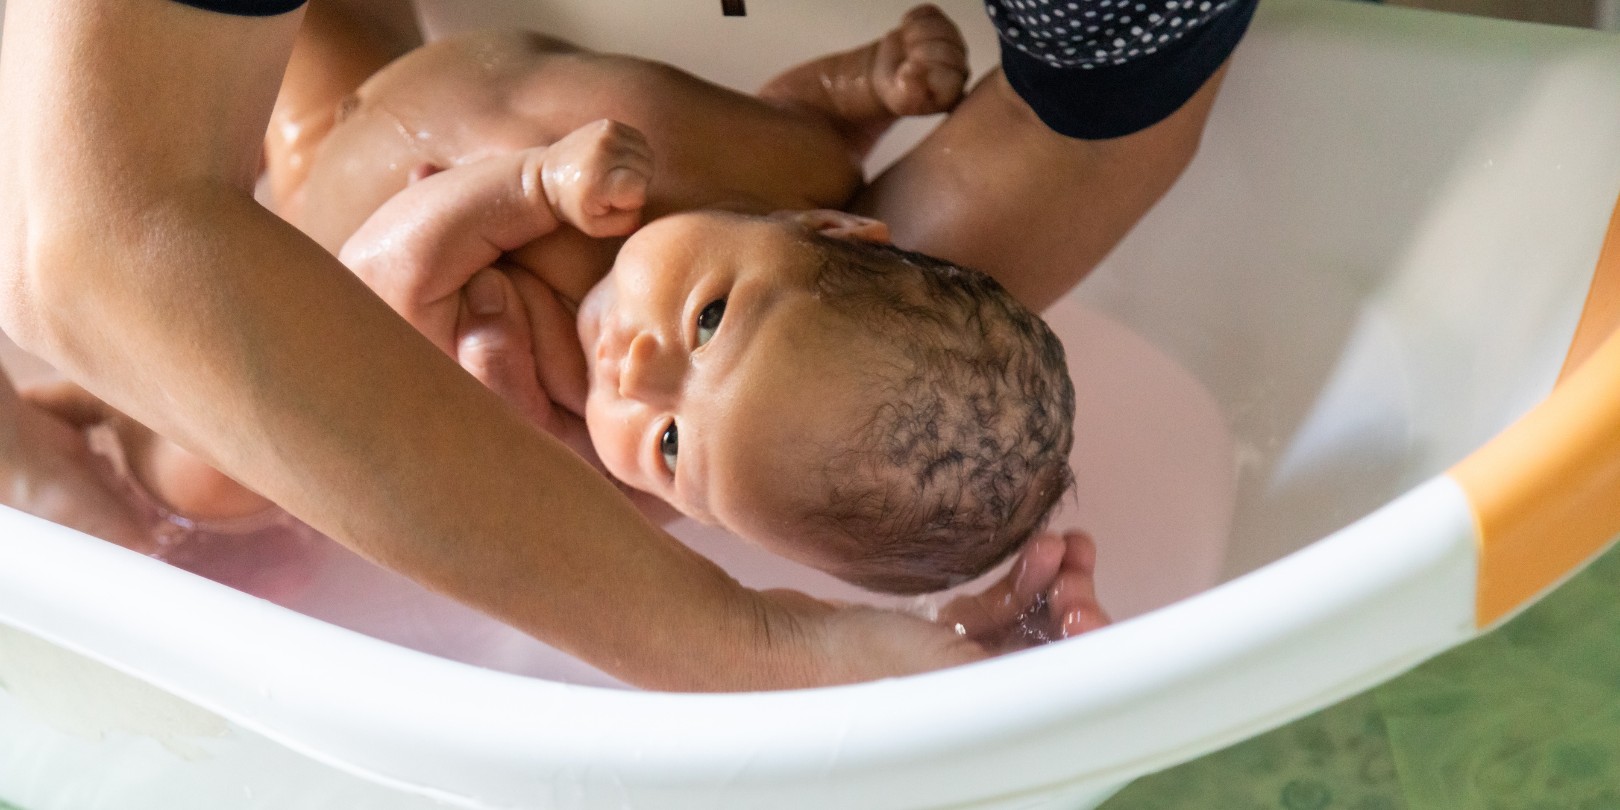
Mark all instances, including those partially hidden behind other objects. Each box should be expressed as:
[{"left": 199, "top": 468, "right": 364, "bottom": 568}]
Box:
[
  {"left": 989, "top": 0, "right": 1256, "bottom": 139},
  {"left": 171, "top": 0, "right": 307, "bottom": 15},
  {"left": 987, "top": 0, "right": 1236, "bottom": 69}
]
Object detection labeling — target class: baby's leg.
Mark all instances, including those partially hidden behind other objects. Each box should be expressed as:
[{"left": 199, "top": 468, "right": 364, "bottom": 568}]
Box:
[
  {"left": 0, "top": 371, "right": 153, "bottom": 551},
  {"left": 27, "top": 381, "right": 273, "bottom": 524},
  {"left": 757, "top": 4, "right": 969, "bottom": 158}
]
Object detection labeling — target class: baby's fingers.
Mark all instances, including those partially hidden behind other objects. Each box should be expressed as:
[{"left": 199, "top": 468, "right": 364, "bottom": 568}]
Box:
[{"left": 542, "top": 119, "right": 653, "bottom": 238}]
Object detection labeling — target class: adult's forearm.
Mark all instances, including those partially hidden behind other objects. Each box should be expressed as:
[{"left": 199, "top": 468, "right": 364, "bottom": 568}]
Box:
[
  {"left": 21, "top": 170, "right": 769, "bottom": 686},
  {"left": 854, "top": 65, "right": 1228, "bottom": 312},
  {"left": 0, "top": 0, "right": 772, "bottom": 690}
]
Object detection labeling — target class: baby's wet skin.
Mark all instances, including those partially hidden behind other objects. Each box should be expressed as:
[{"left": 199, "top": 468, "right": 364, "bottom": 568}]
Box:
[
  {"left": 291, "top": 29, "right": 871, "bottom": 256},
  {"left": 758, "top": 3, "right": 971, "bottom": 155}
]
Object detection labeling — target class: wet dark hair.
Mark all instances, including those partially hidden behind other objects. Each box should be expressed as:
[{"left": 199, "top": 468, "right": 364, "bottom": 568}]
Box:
[{"left": 804, "top": 236, "right": 1076, "bottom": 594}]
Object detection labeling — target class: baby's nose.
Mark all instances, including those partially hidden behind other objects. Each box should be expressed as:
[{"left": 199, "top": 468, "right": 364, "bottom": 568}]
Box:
[{"left": 618, "top": 332, "right": 681, "bottom": 405}]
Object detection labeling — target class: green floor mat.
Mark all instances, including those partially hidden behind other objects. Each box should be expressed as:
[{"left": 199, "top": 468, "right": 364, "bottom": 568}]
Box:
[{"left": 1103, "top": 542, "right": 1620, "bottom": 810}]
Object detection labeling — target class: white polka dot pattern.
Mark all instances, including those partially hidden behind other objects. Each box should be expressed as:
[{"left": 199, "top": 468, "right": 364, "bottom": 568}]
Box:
[{"left": 986, "top": 0, "right": 1236, "bottom": 69}]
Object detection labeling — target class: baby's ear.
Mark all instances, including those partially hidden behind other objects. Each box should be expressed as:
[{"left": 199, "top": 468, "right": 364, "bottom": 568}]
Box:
[{"left": 774, "top": 209, "right": 892, "bottom": 244}]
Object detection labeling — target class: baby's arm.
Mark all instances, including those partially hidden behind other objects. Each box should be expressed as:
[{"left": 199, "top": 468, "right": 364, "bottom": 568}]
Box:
[
  {"left": 266, "top": 0, "right": 422, "bottom": 214},
  {"left": 340, "top": 119, "right": 651, "bottom": 358}
]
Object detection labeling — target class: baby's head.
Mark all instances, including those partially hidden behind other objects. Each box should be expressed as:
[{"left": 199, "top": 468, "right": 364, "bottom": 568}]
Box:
[{"left": 579, "top": 210, "right": 1075, "bottom": 594}]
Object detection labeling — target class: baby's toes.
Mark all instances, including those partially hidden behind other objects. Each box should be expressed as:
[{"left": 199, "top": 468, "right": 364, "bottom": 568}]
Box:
[
  {"left": 879, "top": 5, "right": 969, "bottom": 116},
  {"left": 902, "top": 6, "right": 969, "bottom": 100}
]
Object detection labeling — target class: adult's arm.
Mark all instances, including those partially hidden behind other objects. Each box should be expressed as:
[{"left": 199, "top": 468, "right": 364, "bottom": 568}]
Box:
[
  {"left": 852, "top": 62, "right": 1228, "bottom": 313},
  {"left": 0, "top": 0, "right": 987, "bottom": 690}
]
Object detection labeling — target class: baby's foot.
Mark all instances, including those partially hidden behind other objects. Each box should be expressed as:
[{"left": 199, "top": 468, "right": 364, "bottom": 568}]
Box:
[
  {"left": 866, "top": 4, "right": 970, "bottom": 118},
  {"left": 757, "top": 4, "right": 968, "bottom": 156}
]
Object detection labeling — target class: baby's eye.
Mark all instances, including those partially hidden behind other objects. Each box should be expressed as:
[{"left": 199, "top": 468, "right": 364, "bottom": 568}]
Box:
[
  {"left": 659, "top": 421, "right": 679, "bottom": 472},
  {"left": 696, "top": 299, "right": 726, "bottom": 346}
]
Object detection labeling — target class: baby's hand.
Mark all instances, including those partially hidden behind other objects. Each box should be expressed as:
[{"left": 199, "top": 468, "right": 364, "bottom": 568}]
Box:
[
  {"left": 341, "top": 121, "right": 651, "bottom": 357},
  {"left": 539, "top": 119, "right": 653, "bottom": 239}
]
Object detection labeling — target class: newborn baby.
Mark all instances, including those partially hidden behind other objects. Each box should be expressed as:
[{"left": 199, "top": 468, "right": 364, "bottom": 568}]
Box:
[{"left": 103, "top": 6, "right": 1079, "bottom": 595}]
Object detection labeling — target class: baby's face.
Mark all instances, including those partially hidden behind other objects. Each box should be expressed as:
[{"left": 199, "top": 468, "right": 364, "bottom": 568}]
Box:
[{"left": 578, "top": 211, "right": 876, "bottom": 572}]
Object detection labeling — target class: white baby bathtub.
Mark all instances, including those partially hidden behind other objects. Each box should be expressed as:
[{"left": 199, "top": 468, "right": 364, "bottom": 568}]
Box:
[{"left": 6, "top": 0, "right": 1620, "bottom": 807}]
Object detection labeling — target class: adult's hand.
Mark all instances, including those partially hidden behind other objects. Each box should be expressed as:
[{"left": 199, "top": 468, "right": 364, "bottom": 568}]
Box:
[
  {"left": 736, "top": 530, "right": 1109, "bottom": 688},
  {"left": 938, "top": 530, "right": 1111, "bottom": 652},
  {"left": 453, "top": 266, "right": 599, "bottom": 463},
  {"left": 748, "top": 588, "right": 986, "bottom": 686}
]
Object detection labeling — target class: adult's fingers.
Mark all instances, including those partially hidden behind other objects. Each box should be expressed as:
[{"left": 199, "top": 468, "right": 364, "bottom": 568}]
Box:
[
  {"left": 455, "top": 268, "right": 554, "bottom": 432},
  {"left": 934, "top": 529, "right": 1110, "bottom": 648},
  {"left": 339, "top": 147, "right": 566, "bottom": 350},
  {"left": 1051, "top": 531, "right": 1111, "bottom": 637},
  {"left": 935, "top": 532, "right": 1064, "bottom": 642}
]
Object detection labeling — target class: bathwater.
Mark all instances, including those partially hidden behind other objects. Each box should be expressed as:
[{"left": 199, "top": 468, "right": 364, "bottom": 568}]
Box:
[{"left": 0, "top": 302, "right": 1243, "bottom": 687}]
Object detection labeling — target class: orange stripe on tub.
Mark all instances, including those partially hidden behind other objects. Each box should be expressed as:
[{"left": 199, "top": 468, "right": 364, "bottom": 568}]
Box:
[
  {"left": 1454, "top": 190, "right": 1620, "bottom": 629},
  {"left": 1559, "top": 196, "right": 1620, "bottom": 380}
]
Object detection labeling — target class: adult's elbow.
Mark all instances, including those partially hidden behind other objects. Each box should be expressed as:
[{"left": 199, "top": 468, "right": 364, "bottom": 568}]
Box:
[
  {"left": 0, "top": 199, "right": 58, "bottom": 359},
  {"left": 0, "top": 198, "right": 149, "bottom": 370},
  {"left": 1, "top": 222, "right": 80, "bottom": 365}
]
